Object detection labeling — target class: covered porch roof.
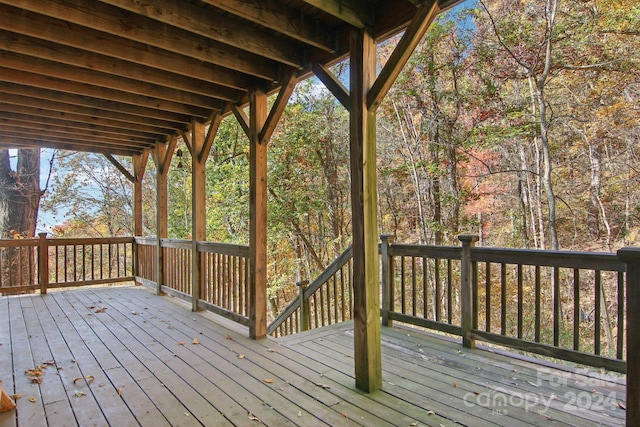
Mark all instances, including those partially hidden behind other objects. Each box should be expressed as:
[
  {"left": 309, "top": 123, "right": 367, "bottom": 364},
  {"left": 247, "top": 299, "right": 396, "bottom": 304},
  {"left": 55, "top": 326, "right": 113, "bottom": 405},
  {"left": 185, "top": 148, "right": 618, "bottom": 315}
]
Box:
[{"left": 0, "top": 0, "right": 462, "bottom": 156}]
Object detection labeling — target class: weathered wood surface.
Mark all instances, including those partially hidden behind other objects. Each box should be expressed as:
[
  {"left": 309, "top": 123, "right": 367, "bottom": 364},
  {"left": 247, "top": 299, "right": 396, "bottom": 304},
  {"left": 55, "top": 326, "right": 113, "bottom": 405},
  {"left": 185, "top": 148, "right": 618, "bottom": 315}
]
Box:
[{"left": 0, "top": 286, "right": 627, "bottom": 426}]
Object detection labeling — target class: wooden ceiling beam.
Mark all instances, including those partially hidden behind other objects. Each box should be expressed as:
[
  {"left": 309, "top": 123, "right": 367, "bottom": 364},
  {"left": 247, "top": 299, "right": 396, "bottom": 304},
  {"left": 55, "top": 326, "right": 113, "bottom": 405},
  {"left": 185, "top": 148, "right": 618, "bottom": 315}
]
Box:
[
  {"left": 1, "top": 51, "right": 230, "bottom": 109},
  {"left": 0, "top": 4, "right": 253, "bottom": 91},
  {"left": 302, "top": 0, "right": 372, "bottom": 28},
  {"left": 0, "top": 67, "right": 213, "bottom": 119},
  {"left": 0, "top": 31, "right": 242, "bottom": 102},
  {"left": 0, "top": 0, "right": 280, "bottom": 80},
  {"left": 0, "top": 134, "right": 147, "bottom": 156},
  {"left": 100, "top": 0, "right": 304, "bottom": 67},
  {"left": 0, "top": 94, "right": 175, "bottom": 135},
  {"left": 0, "top": 123, "right": 155, "bottom": 146},
  {"left": 0, "top": 83, "right": 185, "bottom": 130},
  {"left": 202, "top": 0, "right": 336, "bottom": 52},
  {"left": 0, "top": 111, "right": 161, "bottom": 141}
]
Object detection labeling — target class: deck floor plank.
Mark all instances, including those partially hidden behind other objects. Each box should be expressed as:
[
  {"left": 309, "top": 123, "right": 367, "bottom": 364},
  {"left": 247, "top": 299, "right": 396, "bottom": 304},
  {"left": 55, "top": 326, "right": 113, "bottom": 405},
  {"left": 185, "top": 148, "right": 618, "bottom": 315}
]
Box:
[{"left": 0, "top": 286, "right": 627, "bottom": 427}]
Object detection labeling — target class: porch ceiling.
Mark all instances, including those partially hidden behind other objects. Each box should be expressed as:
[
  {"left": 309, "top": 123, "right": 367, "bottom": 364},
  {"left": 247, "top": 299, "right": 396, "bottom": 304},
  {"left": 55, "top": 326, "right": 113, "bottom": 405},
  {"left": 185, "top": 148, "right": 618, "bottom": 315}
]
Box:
[{"left": 0, "top": 0, "right": 464, "bottom": 157}]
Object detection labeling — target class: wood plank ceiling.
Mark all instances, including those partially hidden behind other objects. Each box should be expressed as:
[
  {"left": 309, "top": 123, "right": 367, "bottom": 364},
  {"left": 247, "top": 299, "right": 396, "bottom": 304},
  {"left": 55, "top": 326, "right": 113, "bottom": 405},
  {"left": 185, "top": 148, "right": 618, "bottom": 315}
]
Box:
[{"left": 0, "top": 0, "right": 463, "bottom": 156}]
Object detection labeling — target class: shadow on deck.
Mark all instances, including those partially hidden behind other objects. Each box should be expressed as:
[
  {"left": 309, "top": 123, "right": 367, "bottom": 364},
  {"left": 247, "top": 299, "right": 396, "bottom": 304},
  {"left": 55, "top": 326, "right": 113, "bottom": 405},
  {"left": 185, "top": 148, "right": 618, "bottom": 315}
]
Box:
[{"left": 0, "top": 286, "right": 626, "bottom": 426}]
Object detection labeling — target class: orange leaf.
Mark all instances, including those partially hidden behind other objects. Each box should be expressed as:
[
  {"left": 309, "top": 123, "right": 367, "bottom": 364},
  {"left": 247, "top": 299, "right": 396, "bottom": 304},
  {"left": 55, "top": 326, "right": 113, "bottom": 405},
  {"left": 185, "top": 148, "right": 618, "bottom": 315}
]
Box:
[
  {"left": 192, "top": 338, "right": 200, "bottom": 345},
  {"left": 263, "top": 378, "right": 275, "bottom": 384}
]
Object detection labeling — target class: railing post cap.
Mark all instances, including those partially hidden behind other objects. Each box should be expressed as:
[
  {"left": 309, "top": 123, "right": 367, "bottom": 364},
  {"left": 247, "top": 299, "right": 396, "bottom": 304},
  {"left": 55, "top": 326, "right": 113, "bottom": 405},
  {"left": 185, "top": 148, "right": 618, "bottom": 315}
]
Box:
[
  {"left": 617, "top": 247, "right": 640, "bottom": 262},
  {"left": 380, "top": 234, "right": 395, "bottom": 243},
  {"left": 38, "top": 232, "right": 48, "bottom": 237},
  {"left": 458, "top": 234, "right": 479, "bottom": 243},
  {"left": 296, "top": 280, "right": 309, "bottom": 287}
]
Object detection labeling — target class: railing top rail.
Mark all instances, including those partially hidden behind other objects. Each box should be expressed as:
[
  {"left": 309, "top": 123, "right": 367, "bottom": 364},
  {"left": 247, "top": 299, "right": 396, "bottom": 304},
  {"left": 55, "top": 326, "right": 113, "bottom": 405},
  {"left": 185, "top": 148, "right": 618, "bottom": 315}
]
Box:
[
  {"left": 0, "top": 238, "right": 38, "bottom": 247},
  {"left": 386, "top": 243, "right": 461, "bottom": 259},
  {"left": 197, "top": 241, "right": 249, "bottom": 257},
  {"left": 471, "top": 247, "right": 624, "bottom": 271},
  {"left": 134, "top": 237, "right": 158, "bottom": 245},
  {"left": 47, "top": 236, "right": 135, "bottom": 246}
]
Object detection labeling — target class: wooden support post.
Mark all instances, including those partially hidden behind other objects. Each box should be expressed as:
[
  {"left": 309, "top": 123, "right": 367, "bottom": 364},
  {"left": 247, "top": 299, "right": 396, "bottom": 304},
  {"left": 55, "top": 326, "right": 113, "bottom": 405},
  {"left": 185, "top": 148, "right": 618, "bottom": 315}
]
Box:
[
  {"left": 459, "top": 234, "right": 479, "bottom": 349},
  {"left": 153, "top": 138, "right": 175, "bottom": 295},
  {"left": 132, "top": 151, "right": 148, "bottom": 283},
  {"left": 38, "top": 232, "right": 49, "bottom": 295},
  {"left": 249, "top": 88, "right": 268, "bottom": 339},
  {"left": 297, "top": 280, "right": 310, "bottom": 332},
  {"left": 380, "top": 234, "right": 395, "bottom": 327},
  {"left": 618, "top": 248, "right": 640, "bottom": 427},
  {"left": 190, "top": 120, "right": 207, "bottom": 312},
  {"left": 350, "top": 27, "right": 381, "bottom": 393}
]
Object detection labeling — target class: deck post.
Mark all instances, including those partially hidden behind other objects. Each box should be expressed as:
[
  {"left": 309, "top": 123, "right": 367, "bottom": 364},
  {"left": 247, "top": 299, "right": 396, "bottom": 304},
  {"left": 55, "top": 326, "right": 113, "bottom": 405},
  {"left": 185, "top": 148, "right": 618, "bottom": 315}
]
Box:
[
  {"left": 459, "top": 234, "right": 478, "bottom": 349},
  {"left": 38, "top": 232, "right": 49, "bottom": 294},
  {"left": 249, "top": 88, "right": 268, "bottom": 339},
  {"left": 350, "top": 27, "right": 382, "bottom": 393},
  {"left": 153, "top": 138, "right": 175, "bottom": 295},
  {"left": 617, "top": 248, "right": 640, "bottom": 427},
  {"left": 297, "top": 280, "right": 310, "bottom": 332},
  {"left": 381, "top": 234, "right": 395, "bottom": 327},
  {"left": 132, "top": 151, "right": 148, "bottom": 284},
  {"left": 190, "top": 120, "right": 207, "bottom": 312}
]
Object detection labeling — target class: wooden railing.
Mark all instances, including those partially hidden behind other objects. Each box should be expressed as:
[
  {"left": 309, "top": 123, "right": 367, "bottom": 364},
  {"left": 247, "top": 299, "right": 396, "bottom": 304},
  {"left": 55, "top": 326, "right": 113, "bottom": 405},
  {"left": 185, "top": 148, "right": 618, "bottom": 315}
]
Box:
[
  {"left": 134, "top": 237, "right": 250, "bottom": 326},
  {"left": 0, "top": 235, "right": 134, "bottom": 295},
  {"left": 269, "top": 235, "right": 634, "bottom": 376},
  {"left": 267, "top": 246, "right": 353, "bottom": 337}
]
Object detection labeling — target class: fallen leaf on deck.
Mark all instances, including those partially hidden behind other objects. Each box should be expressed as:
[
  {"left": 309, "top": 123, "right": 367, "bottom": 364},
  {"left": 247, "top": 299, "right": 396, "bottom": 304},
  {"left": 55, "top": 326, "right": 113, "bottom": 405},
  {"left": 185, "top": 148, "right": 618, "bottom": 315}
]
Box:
[
  {"left": 226, "top": 334, "right": 233, "bottom": 340},
  {"left": 131, "top": 311, "right": 139, "bottom": 315},
  {"left": 342, "top": 413, "right": 348, "bottom": 418},
  {"left": 178, "top": 341, "right": 185, "bottom": 346},
  {"left": 88, "top": 306, "right": 95, "bottom": 309},
  {"left": 94, "top": 307, "right": 106, "bottom": 313},
  {"left": 73, "top": 375, "right": 94, "bottom": 385},
  {"left": 268, "top": 349, "right": 275, "bottom": 353},
  {"left": 237, "top": 354, "right": 245, "bottom": 359},
  {"left": 452, "top": 383, "right": 457, "bottom": 388},
  {"left": 192, "top": 338, "right": 200, "bottom": 345},
  {"left": 297, "top": 411, "right": 302, "bottom": 417},
  {"left": 263, "top": 378, "right": 274, "bottom": 384},
  {"left": 427, "top": 410, "right": 435, "bottom": 415},
  {"left": 118, "top": 388, "right": 123, "bottom": 396},
  {"left": 29, "top": 396, "right": 36, "bottom": 403},
  {"left": 314, "top": 383, "right": 331, "bottom": 390},
  {"left": 29, "top": 377, "right": 42, "bottom": 384},
  {"left": 618, "top": 402, "right": 626, "bottom": 410},
  {"left": 42, "top": 360, "right": 56, "bottom": 366},
  {"left": 74, "top": 391, "right": 86, "bottom": 397},
  {"left": 11, "top": 394, "right": 23, "bottom": 400},
  {"left": 248, "top": 412, "right": 261, "bottom": 422},
  {"left": 410, "top": 422, "right": 418, "bottom": 426},
  {"left": 25, "top": 368, "right": 44, "bottom": 376}
]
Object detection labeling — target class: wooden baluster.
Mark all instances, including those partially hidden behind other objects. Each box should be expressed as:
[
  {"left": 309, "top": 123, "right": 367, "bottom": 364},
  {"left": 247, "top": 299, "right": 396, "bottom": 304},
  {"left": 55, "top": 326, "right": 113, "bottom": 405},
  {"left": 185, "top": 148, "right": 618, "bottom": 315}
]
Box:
[
  {"left": 459, "top": 234, "right": 478, "bottom": 349},
  {"left": 38, "top": 233, "right": 49, "bottom": 294}
]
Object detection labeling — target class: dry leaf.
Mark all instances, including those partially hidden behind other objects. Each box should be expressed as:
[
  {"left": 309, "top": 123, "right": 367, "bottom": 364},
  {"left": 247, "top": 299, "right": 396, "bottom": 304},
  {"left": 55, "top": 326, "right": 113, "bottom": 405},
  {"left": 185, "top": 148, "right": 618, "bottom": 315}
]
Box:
[
  {"left": 192, "top": 338, "right": 200, "bottom": 345},
  {"left": 268, "top": 348, "right": 275, "bottom": 353},
  {"left": 118, "top": 387, "right": 123, "bottom": 396},
  {"left": 25, "top": 369, "right": 43, "bottom": 376},
  {"left": 226, "top": 334, "right": 233, "bottom": 340},
  {"left": 73, "top": 375, "right": 94, "bottom": 384},
  {"left": 74, "top": 391, "right": 86, "bottom": 397},
  {"left": 263, "top": 378, "right": 275, "bottom": 384},
  {"left": 11, "top": 394, "right": 23, "bottom": 400},
  {"left": 427, "top": 410, "right": 435, "bottom": 415},
  {"left": 452, "top": 383, "right": 457, "bottom": 388},
  {"left": 410, "top": 423, "right": 418, "bottom": 426},
  {"left": 618, "top": 402, "right": 627, "bottom": 410},
  {"left": 29, "top": 396, "right": 36, "bottom": 403},
  {"left": 178, "top": 341, "right": 185, "bottom": 346},
  {"left": 237, "top": 354, "right": 245, "bottom": 359},
  {"left": 42, "top": 360, "right": 56, "bottom": 366},
  {"left": 94, "top": 307, "right": 106, "bottom": 313},
  {"left": 248, "top": 412, "right": 261, "bottom": 422},
  {"left": 342, "top": 413, "right": 348, "bottom": 418},
  {"left": 29, "top": 377, "right": 43, "bottom": 384},
  {"left": 314, "top": 383, "right": 331, "bottom": 390}
]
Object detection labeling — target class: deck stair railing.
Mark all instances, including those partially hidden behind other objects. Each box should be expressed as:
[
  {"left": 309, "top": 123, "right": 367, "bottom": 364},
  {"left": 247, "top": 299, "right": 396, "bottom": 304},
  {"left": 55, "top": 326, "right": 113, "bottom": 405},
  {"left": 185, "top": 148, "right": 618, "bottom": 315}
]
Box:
[
  {"left": 269, "top": 234, "right": 636, "bottom": 377},
  {"left": 267, "top": 246, "right": 353, "bottom": 337}
]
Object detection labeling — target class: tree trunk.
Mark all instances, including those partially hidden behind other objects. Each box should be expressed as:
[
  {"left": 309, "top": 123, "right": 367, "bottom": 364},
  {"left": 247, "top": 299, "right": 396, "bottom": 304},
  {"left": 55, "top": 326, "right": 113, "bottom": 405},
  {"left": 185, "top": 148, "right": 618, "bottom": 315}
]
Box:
[{"left": 0, "top": 148, "right": 42, "bottom": 287}]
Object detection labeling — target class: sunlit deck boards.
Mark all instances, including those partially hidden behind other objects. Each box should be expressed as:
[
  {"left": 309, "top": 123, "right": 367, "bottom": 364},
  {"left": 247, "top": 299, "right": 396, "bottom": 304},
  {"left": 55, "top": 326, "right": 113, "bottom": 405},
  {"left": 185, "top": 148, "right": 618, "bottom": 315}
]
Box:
[{"left": 0, "top": 286, "right": 626, "bottom": 427}]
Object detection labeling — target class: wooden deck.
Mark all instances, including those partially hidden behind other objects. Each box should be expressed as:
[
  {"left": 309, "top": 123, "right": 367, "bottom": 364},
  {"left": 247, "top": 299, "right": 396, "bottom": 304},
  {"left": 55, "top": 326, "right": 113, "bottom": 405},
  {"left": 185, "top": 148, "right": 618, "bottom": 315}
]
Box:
[{"left": 0, "top": 286, "right": 626, "bottom": 427}]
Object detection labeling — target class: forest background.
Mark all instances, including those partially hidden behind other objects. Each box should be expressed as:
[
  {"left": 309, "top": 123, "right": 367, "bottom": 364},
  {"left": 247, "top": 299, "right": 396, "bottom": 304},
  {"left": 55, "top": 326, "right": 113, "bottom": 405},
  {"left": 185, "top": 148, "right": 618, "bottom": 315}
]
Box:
[{"left": 3, "top": 0, "right": 639, "bottom": 311}]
